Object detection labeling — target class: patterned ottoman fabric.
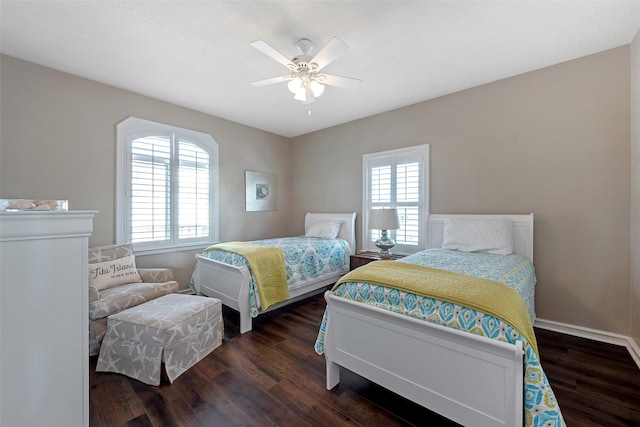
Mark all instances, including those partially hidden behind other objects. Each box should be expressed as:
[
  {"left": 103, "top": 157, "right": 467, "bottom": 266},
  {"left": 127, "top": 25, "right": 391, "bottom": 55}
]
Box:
[
  {"left": 88, "top": 280, "right": 179, "bottom": 356},
  {"left": 96, "top": 294, "right": 223, "bottom": 386}
]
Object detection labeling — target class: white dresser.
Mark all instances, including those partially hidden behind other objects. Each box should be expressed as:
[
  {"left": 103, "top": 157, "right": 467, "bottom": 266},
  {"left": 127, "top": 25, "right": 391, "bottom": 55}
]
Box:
[{"left": 0, "top": 211, "right": 95, "bottom": 427}]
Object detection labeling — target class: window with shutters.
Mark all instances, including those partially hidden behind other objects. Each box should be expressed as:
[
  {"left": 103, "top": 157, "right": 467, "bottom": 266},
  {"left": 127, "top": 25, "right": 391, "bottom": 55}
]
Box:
[
  {"left": 362, "top": 144, "right": 429, "bottom": 254},
  {"left": 117, "top": 117, "right": 219, "bottom": 254}
]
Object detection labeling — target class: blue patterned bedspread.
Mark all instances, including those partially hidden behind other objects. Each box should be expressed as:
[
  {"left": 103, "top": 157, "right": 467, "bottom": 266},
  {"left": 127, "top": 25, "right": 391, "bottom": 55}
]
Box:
[
  {"left": 191, "top": 236, "right": 349, "bottom": 315},
  {"left": 314, "top": 248, "right": 565, "bottom": 427},
  {"left": 400, "top": 248, "right": 537, "bottom": 321}
]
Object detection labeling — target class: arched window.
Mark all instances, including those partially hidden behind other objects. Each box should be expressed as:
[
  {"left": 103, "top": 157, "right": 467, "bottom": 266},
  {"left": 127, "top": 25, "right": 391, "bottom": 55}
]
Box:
[{"left": 117, "top": 117, "right": 219, "bottom": 253}]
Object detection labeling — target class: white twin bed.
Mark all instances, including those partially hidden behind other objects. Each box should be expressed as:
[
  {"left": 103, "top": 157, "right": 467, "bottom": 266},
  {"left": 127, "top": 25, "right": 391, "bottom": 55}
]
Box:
[
  {"left": 191, "top": 212, "right": 356, "bottom": 333},
  {"left": 317, "top": 214, "right": 564, "bottom": 427}
]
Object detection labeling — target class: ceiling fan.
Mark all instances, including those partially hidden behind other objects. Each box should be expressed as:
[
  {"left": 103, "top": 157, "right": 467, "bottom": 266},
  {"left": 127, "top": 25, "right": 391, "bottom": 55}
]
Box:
[{"left": 250, "top": 37, "right": 362, "bottom": 113}]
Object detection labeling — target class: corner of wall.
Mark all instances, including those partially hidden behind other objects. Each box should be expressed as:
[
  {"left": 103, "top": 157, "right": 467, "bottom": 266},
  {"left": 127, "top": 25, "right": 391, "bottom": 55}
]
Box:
[{"left": 630, "top": 28, "right": 640, "bottom": 347}]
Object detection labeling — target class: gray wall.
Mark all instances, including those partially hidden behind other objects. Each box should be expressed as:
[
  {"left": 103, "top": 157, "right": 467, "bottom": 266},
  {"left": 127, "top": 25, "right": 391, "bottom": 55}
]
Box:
[
  {"left": 291, "top": 46, "right": 631, "bottom": 335},
  {"left": 0, "top": 55, "right": 292, "bottom": 290}
]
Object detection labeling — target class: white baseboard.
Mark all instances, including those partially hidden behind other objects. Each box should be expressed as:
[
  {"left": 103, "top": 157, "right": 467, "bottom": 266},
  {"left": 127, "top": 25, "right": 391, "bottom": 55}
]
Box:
[{"left": 534, "top": 318, "right": 640, "bottom": 370}]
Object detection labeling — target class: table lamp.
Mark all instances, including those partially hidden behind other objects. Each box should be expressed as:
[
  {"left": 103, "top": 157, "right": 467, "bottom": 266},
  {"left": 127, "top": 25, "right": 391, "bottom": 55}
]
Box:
[{"left": 368, "top": 208, "right": 400, "bottom": 257}]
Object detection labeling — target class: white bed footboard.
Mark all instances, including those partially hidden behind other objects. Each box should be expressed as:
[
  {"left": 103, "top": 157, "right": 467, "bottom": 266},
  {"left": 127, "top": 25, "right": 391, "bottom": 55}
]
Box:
[
  {"left": 194, "top": 254, "right": 253, "bottom": 332},
  {"left": 195, "top": 254, "right": 346, "bottom": 333},
  {"left": 324, "top": 291, "right": 524, "bottom": 427}
]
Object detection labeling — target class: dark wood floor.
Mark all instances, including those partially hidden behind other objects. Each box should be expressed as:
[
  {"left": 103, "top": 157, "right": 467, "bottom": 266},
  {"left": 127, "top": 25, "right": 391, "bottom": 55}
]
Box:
[{"left": 90, "top": 292, "right": 640, "bottom": 427}]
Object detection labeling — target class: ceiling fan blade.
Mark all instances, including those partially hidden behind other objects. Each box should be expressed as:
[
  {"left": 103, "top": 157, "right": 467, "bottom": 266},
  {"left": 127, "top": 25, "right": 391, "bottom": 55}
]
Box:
[
  {"left": 310, "top": 36, "right": 349, "bottom": 70},
  {"left": 250, "top": 75, "right": 290, "bottom": 87},
  {"left": 320, "top": 74, "right": 362, "bottom": 90},
  {"left": 250, "top": 40, "right": 294, "bottom": 68}
]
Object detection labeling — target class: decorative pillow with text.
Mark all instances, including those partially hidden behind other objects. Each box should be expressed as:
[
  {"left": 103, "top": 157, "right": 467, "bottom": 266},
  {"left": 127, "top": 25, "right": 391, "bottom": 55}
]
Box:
[{"left": 89, "top": 254, "right": 142, "bottom": 290}]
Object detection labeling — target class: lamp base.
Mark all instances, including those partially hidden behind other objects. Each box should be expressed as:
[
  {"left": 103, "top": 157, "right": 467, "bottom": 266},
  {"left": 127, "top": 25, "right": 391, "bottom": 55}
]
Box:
[{"left": 375, "top": 230, "right": 396, "bottom": 258}]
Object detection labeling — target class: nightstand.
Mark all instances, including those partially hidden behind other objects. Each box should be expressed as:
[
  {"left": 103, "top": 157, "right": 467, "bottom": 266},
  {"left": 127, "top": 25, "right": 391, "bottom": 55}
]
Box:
[{"left": 350, "top": 251, "right": 405, "bottom": 270}]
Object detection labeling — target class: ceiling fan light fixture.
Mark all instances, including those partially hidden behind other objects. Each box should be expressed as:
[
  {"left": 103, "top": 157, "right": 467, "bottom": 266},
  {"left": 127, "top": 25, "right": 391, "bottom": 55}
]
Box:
[
  {"left": 294, "top": 90, "right": 306, "bottom": 102},
  {"left": 294, "top": 86, "right": 316, "bottom": 105},
  {"left": 310, "top": 80, "right": 325, "bottom": 97},
  {"left": 287, "top": 76, "right": 302, "bottom": 94},
  {"left": 305, "top": 87, "right": 315, "bottom": 104}
]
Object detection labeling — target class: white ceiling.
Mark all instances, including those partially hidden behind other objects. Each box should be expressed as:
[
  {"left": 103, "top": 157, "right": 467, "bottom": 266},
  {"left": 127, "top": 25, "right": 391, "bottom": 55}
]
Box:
[{"left": 2, "top": 1, "right": 639, "bottom": 138}]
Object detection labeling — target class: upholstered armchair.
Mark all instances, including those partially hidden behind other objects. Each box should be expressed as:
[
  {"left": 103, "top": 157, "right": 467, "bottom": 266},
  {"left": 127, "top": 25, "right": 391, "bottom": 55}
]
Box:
[{"left": 88, "top": 243, "right": 179, "bottom": 356}]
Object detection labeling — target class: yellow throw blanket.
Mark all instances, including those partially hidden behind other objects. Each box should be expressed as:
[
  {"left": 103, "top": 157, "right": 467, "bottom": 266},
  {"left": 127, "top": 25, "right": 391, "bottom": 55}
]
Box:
[
  {"left": 205, "top": 242, "right": 288, "bottom": 310},
  {"left": 334, "top": 261, "right": 538, "bottom": 355}
]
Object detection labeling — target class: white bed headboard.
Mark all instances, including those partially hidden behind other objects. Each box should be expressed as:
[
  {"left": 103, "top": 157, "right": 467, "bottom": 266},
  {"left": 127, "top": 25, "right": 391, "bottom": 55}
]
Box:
[
  {"left": 427, "top": 214, "right": 534, "bottom": 262},
  {"left": 305, "top": 212, "right": 357, "bottom": 255}
]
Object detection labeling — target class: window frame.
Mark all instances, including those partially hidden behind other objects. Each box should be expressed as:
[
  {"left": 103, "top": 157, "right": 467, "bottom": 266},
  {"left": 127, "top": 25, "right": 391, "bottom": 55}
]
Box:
[
  {"left": 116, "top": 117, "right": 219, "bottom": 255},
  {"left": 362, "top": 144, "right": 430, "bottom": 254}
]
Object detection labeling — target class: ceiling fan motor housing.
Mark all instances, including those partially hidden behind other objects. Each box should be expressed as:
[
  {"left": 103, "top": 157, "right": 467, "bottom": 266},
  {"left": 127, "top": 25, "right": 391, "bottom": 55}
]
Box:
[{"left": 295, "top": 38, "right": 315, "bottom": 56}]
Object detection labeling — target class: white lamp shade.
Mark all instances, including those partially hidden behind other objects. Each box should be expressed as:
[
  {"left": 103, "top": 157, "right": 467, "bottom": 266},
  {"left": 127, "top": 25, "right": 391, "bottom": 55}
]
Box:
[
  {"left": 368, "top": 209, "right": 400, "bottom": 230},
  {"left": 298, "top": 87, "right": 315, "bottom": 104},
  {"left": 310, "top": 80, "right": 325, "bottom": 97},
  {"left": 288, "top": 77, "right": 302, "bottom": 94},
  {"left": 294, "top": 89, "right": 306, "bottom": 101}
]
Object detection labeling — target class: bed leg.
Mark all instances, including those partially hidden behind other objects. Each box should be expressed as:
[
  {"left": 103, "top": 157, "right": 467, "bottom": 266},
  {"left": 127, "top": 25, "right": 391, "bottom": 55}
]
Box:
[
  {"left": 239, "top": 310, "right": 252, "bottom": 334},
  {"left": 326, "top": 360, "right": 340, "bottom": 390}
]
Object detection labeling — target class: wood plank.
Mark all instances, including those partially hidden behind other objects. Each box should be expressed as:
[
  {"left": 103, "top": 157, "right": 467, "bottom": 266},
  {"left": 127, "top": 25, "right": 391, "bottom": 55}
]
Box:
[{"left": 88, "top": 293, "right": 640, "bottom": 427}]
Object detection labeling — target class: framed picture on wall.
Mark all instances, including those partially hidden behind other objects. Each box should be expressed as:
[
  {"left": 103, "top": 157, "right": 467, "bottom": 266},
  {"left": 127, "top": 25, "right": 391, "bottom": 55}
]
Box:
[{"left": 245, "top": 171, "right": 276, "bottom": 211}]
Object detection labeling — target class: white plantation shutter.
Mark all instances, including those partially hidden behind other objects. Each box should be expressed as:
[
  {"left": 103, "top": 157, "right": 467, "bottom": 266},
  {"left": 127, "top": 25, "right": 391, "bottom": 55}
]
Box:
[
  {"left": 117, "top": 117, "right": 218, "bottom": 253},
  {"left": 130, "top": 136, "right": 171, "bottom": 243},
  {"left": 395, "top": 161, "right": 420, "bottom": 246},
  {"left": 363, "top": 145, "right": 429, "bottom": 253},
  {"left": 178, "top": 139, "right": 210, "bottom": 239}
]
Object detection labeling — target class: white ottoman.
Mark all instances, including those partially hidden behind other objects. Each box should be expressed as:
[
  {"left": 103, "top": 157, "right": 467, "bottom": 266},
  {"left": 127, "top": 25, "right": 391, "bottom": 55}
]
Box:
[{"left": 96, "top": 294, "right": 223, "bottom": 386}]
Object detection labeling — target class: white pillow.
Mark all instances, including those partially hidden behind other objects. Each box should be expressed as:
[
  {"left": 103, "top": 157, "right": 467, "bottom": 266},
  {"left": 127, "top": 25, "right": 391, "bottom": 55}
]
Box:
[
  {"left": 88, "top": 254, "right": 142, "bottom": 290},
  {"left": 442, "top": 218, "right": 513, "bottom": 255},
  {"left": 305, "top": 220, "right": 342, "bottom": 239}
]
